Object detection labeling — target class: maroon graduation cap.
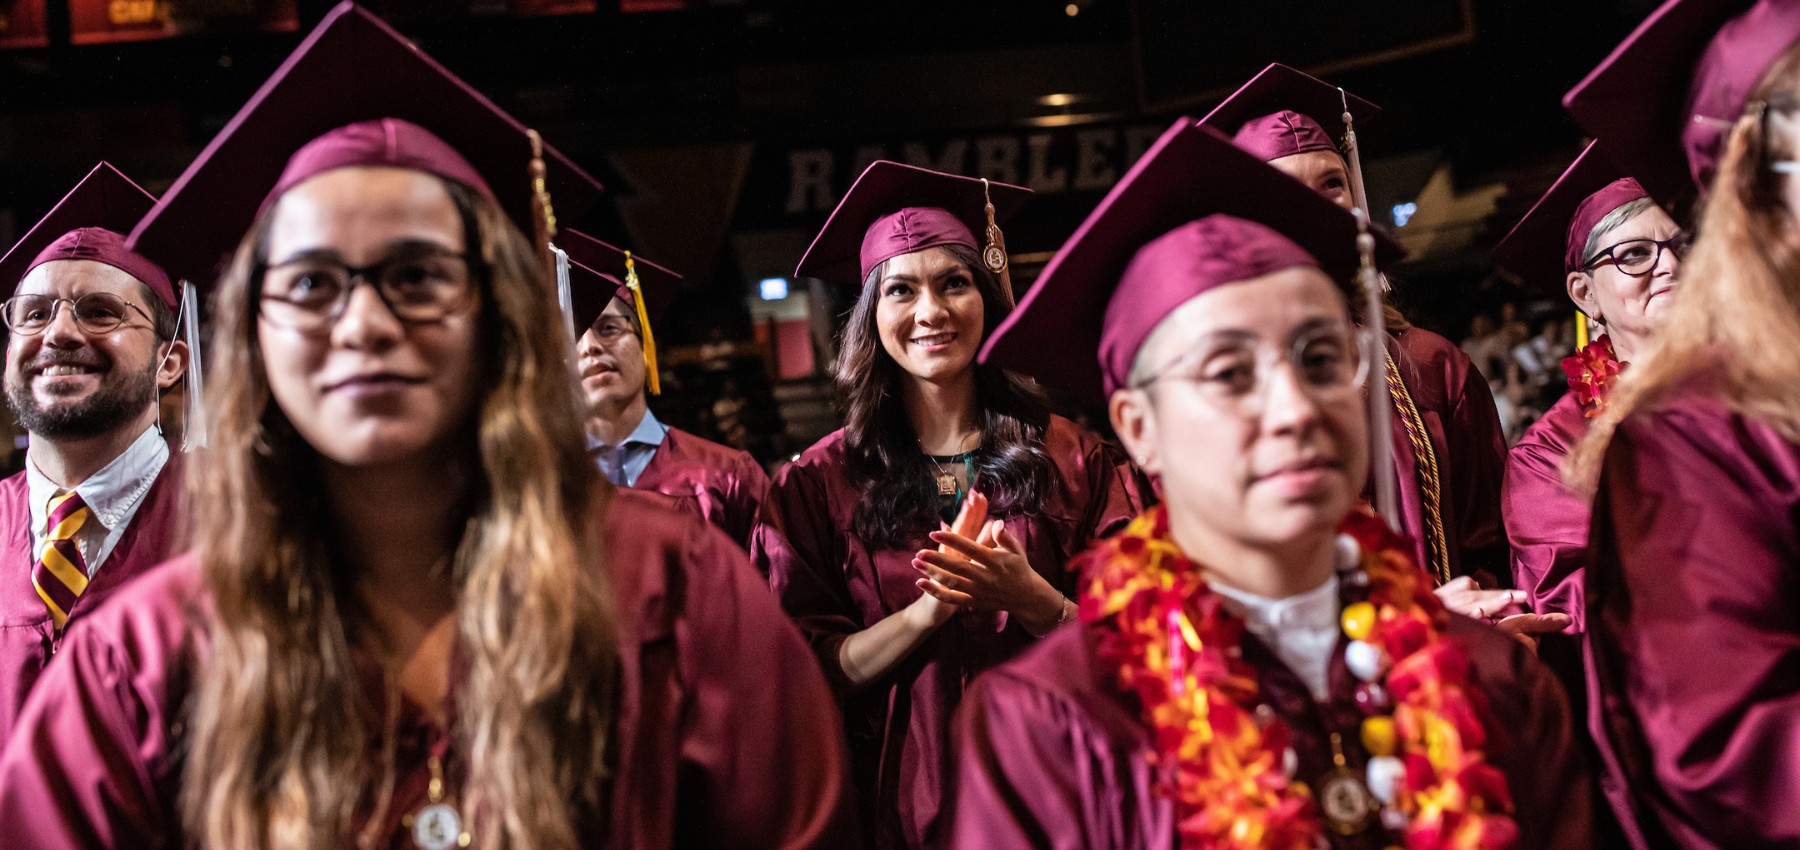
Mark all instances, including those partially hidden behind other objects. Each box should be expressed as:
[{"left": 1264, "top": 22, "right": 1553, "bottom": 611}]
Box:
[
  {"left": 127, "top": 0, "right": 605, "bottom": 288},
  {"left": 559, "top": 230, "right": 681, "bottom": 331},
  {"left": 0, "top": 162, "right": 172, "bottom": 306},
  {"left": 979, "top": 118, "right": 1405, "bottom": 404},
  {"left": 1198, "top": 63, "right": 1381, "bottom": 163},
  {"left": 1492, "top": 142, "right": 1653, "bottom": 296},
  {"left": 793, "top": 161, "right": 1031, "bottom": 289},
  {"left": 1563, "top": 0, "right": 1800, "bottom": 207}
]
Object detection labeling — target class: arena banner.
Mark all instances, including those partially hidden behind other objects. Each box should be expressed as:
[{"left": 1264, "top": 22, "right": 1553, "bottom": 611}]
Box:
[
  {"left": 69, "top": 0, "right": 298, "bottom": 45},
  {"left": 0, "top": 0, "right": 49, "bottom": 48}
]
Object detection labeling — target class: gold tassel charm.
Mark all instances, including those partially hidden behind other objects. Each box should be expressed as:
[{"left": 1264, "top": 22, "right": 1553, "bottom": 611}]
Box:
[
  {"left": 527, "top": 129, "right": 558, "bottom": 278},
  {"left": 625, "top": 251, "right": 661, "bottom": 395},
  {"left": 980, "top": 178, "right": 1014, "bottom": 305}
]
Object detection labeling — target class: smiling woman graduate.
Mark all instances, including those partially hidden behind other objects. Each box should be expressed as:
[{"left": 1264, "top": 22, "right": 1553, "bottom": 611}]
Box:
[
  {"left": 752, "top": 160, "right": 1148, "bottom": 850},
  {"left": 945, "top": 118, "right": 1595, "bottom": 850},
  {"left": 0, "top": 5, "right": 855, "bottom": 850}
]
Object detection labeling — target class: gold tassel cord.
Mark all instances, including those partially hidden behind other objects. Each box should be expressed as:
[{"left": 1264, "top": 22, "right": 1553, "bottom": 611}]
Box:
[
  {"left": 526, "top": 129, "right": 558, "bottom": 280},
  {"left": 1386, "top": 357, "right": 1452, "bottom": 585},
  {"left": 1575, "top": 309, "right": 1589, "bottom": 349},
  {"left": 625, "top": 251, "right": 660, "bottom": 395}
]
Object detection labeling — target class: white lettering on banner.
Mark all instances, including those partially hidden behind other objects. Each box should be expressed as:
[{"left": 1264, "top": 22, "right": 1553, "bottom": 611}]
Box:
[
  {"left": 903, "top": 139, "right": 969, "bottom": 174},
  {"left": 1073, "top": 128, "right": 1117, "bottom": 191},
  {"left": 785, "top": 149, "right": 836, "bottom": 214},
  {"left": 1026, "top": 133, "right": 1068, "bottom": 193},
  {"left": 779, "top": 123, "right": 1165, "bottom": 215},
  {"left": 974, "top": 136, "right": 1021, "bottom": 185}
]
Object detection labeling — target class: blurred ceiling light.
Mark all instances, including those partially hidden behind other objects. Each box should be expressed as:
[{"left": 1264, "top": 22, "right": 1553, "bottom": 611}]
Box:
[
  {"left": 1065, "top": 4, "right": 1079, "bottom": 15},
  {"left": 1040, "top": 93, "right": 1077, "bottom": 107}
]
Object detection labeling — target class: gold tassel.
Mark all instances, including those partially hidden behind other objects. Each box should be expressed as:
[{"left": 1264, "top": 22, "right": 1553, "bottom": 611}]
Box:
[
  {"left": 1575, "top": 309, "right": 1589, "bottom": 349},
  {"left": 625, "top": 251, "right": 660, "bottom": 395},
  {"left": 980, "top": 178, "right": 1013, "bottom": 305},
  {"left": 526, "top": 129, "right": 558, "bottom": 280}
]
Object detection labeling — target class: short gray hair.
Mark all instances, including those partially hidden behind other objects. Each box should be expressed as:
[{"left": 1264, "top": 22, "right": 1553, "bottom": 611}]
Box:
[{"left": 1581, "top": 196, "right": 1658, "bottom": 267}]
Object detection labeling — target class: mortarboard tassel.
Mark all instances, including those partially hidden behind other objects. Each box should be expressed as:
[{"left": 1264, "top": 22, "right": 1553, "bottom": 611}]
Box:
[
  {"left": 526, "top": 129, "right": 559, "bottom": 282},
  {"left": 552, "top": 243, "right": 576, "bottom": 343},
  {"left": 1339, "top": 91, "right": 1390, "bottom": 295},
  {"left": 980, "top": 179, "right": 1014, "bottom": 305},
  {"left": 179, "top": 280, "right": 207, "bottom": 450},
  {"left": 1575, "top": 309, "right": 1589, "bottom": 350},
  {"left": 1356, "top": 209, "right": 1398, "bottom": 532},
  {"left": 625, "top": 251, "right": 660, "bottom": 395}
]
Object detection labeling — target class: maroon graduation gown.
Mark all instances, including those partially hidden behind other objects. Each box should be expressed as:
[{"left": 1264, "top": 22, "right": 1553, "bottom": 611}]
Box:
[
  {"left": 1505, "top": 392, "right": 1592, "bottom": 630},
  {"left": 0, "top": 488, "right": 857, "bottom": 850},
  {"left": 946, "top": 593, "right": 1596, "bottom": 850},
  {"left": 633, "top": 425, "right": 769, "bottom": 549},
  {"left": 754, "top": 415, "right": 1146, "bottom": 850},
  {"left": 0, "top": 453, "right": 183, "bottom": 742},
  {"left": 1586, "top": 388, "right": 1800, "bottom": 850},
  {"left": 1389, "top": 328, "right": 1510, "bottom": 584}
]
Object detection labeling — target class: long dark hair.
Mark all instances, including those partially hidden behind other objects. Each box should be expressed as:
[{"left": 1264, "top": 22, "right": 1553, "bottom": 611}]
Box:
[
  {"left": 835, "top": 242, "right": 1055, "bottom": 550},
  {"left": 184, "top": 176, "right": 617, "bottom": 850}
]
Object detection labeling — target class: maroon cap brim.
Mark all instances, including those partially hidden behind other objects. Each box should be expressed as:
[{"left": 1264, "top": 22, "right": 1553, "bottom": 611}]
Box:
[
  {"left": 0, "top": 162, "right": 161, "bottom": 301},
  {"left": 1492, "top": 142, "right": 1649, "bottom": 295},
  {"left": 1198, "top": 63, "right": 1381, "bottom": 147},
  {"left": 560, "top": 229, "right": 681, "bottom": 332},
  {"left": 793, "top": 161, "right": 1031, "bottom": 285},
  {"left": 128, "top": 1, "right": 604, "bottom": 288},
  {"left": 979, "top": 118, "right": 1404, "bottom": 404}
]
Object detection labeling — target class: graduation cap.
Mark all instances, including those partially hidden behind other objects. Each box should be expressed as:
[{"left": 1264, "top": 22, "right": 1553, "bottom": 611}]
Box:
[
  {"left": 127, "top": 0, "right": 605, "bottom": 289},
  {"left": 559, "top": 229, "right": 681, "bottom": 395},
  {"left": 0, "top": 162, "right": 170, "bottom": 307},
  {"left": 1493, "top": 142, "right": 1653, "bottom": 297},
  {"left": 978, "top": 118, "right": 1405, "bottom": 405},
  {"left": 794, "top": 160, "right": 1031, "bottom": 301},
  {"left": 1199, "top": 63, "right": 1383, "bottom": 219},
  {"left": 1563, "top": 0, "right": 1800, "bottom": 208},
  {"left": 1200, "top": 63, "right": 1382, "bottom": 163}
]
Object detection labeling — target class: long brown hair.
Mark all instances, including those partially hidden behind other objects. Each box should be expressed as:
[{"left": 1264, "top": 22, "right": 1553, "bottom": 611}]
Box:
[
  {"left": 1568, "top": 40, "right": 1800, "bottom": 490},
  {"left": 836, "top": 242, "right": 1055, "bottom": 550},
  {"left": 182, "top": 177, "right": 617, "bottom": 850}
]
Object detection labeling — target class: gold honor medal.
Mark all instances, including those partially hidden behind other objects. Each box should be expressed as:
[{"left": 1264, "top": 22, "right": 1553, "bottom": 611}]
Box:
[{"left": 1318, "top": 732, "right": 1377, "bottom": 835}]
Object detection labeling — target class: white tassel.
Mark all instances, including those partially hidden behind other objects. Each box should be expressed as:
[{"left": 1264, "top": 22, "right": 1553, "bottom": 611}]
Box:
[
  {"left": 179, "top": 280, "right": 206, "bottom": 450},
  {"left": 1355, "top": 209, "right": 1398, "bottom": 531},
  {"left": 551, "top": 243, "right": 575, "bottom": 344}
]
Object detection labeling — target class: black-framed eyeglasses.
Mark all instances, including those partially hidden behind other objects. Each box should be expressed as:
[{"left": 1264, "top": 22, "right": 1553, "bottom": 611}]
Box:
[
  {"left": 257, "top": 243, "right": 478, "bottom": 332},
  {"left": 1, "top": 293, "right": 156, "bottom": 337},
  {"left": 1581, "top": 234, "right": 1687, "bottom": 277}
]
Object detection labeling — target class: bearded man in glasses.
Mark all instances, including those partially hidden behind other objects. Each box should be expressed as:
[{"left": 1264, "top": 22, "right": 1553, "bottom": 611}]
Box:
[{"left": 0, "top": 173, "right": 190, "bottom": 741}]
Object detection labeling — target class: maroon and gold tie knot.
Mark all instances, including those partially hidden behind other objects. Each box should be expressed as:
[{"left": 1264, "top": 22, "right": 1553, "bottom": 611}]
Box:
[{"left": 33, "top": 491, "right": 91, "bottom": 630}]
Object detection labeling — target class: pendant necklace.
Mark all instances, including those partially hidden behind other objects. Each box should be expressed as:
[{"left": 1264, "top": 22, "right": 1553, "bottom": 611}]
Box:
[
  {"left": 922, "top": 431, "right": 979, "bottom": 499},
  {"left": 1317, "top": 731, "right": 1379, "bottom": 835},
  {"left": 404, "top": 746, "right": 470, "bottom": 850}
]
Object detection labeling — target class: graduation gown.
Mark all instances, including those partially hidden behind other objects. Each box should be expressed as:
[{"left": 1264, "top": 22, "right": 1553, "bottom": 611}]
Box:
[
  {"left": 1586, "top": 388, "right": 1800, "bottom": 850},
  {"left": 0, "top": 488, "right": 857, "bottom": 850},
  {"left": 946, "top": 590, "right": 1596, "bottom": 850},
  {"left": 754, "top": 415, "right": 1145, "bottom": 850},
  {"left": 1505, "top": 392, "right": 1592, "bottom": 628},
  {"left": 633, "top": 426, "right": 769, "bottom": 549},
  {"left": 1388, "top": 328, "right": 1510, "bottom": 585},
  {"left": 0, "top": 454, "right": 183, "bottom": 742}
]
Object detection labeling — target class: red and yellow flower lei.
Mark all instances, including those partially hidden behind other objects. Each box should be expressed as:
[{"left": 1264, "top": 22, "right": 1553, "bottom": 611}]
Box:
[
  {"left": 1078, "top": 506, "right": 1518, "bottom": 850},
  {"left": 1561, "top": 335, "right": 1623, "bottom": 418}
]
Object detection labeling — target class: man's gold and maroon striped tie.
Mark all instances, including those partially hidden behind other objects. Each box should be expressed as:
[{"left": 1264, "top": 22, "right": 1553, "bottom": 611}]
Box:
[{"left": 32, "top": 491, "right": 90, "bottom": 629}]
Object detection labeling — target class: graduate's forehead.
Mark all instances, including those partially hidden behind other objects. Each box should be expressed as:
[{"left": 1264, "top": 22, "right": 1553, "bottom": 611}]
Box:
[
  {"left": 14, "top": 259, "right": 143, "bottom": 299},
  {"left": 265, "top": 167, "right": 464, "bottom": 263}
]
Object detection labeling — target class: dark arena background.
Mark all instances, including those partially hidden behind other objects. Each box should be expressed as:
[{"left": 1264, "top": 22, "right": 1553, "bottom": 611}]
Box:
[{"left": 0, "top": 0, "right": 1660, "bottom": 470}]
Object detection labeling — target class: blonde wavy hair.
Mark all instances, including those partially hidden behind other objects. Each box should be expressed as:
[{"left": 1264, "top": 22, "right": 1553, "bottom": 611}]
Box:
[
  {"left": 181, "top": 176, "right": 617, "bottom": 850},
  {"left": 1567, "top": 41, "right": 1800, "bottom": 492}
]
